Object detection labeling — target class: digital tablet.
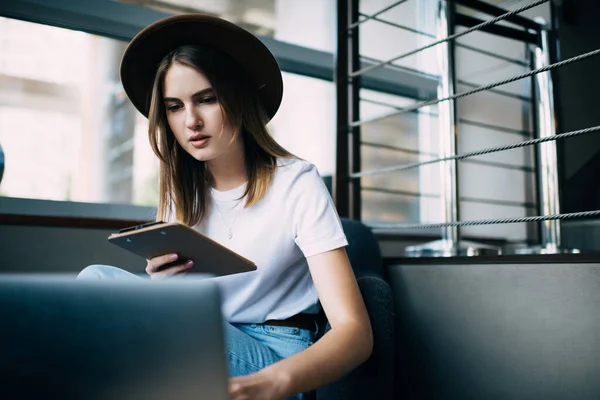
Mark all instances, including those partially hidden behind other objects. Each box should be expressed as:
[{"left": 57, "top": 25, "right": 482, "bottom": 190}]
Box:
[{"left": 108, "top": 221, "right": 257, "bottom": 277}]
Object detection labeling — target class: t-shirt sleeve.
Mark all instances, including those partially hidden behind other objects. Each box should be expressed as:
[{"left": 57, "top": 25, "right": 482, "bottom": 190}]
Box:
[{"left": 292, "top": 163, "right": 349, "bottom": 257}]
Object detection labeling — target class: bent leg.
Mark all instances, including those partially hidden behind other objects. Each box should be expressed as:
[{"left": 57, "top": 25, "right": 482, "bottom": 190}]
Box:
[
  {"left": 224, "top": 323, "right": 282, "bottom": 377},
  {"left": 225, "top": 323, "right": 307, "bottom": 399},
  {"left": 77, "top": 264, "right": 143, "bottom": 280}
]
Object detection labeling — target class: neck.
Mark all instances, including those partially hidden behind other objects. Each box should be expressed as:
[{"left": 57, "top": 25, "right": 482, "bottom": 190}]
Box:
[{"left": 206, "top": 139, "right": 247, "bottom": 191}]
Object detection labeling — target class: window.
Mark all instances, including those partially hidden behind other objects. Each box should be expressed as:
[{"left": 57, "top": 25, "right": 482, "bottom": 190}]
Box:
[
  {"left": 0, "top": 17, "right": 156, "bottom": 206},
  {"left": 0, "top": 17, "right": 337, "bottom": 207},
  {"left": 359, "top": 89, "right": 441, "bottom": 225},
  {"left": 269, "top": 72, "right": 336, "bottom": 176},
  {"left": 352, "top": 0, "right": 537, "bottom": 242}
]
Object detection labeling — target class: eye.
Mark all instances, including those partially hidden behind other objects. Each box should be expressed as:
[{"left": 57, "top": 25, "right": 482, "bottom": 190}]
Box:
[
  {"left": 198, "top": 96, "right": 217, "bottom": 105},
  {"left": 166, "top": 104, "right": 182, "bottom": 112}
]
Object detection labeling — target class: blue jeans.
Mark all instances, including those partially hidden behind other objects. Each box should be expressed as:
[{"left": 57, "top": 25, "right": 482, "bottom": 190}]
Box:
[{"left": 78, "top": 265, "right": 316, "bottom": 399}]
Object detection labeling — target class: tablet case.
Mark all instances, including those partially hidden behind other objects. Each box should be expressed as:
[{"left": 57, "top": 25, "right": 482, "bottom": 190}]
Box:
[{"left": 108, "top": 222, "right": 256, "bottom": 277}]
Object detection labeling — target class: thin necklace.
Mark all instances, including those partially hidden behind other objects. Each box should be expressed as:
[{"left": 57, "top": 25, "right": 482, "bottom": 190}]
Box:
[{"left": 212, "top": 199, "right": 243, "bottom": 239}]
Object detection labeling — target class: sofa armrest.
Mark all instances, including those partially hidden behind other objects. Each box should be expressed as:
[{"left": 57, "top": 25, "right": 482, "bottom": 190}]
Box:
[{"left": 316, "top": 275, "right": 395, "bottom": 400}]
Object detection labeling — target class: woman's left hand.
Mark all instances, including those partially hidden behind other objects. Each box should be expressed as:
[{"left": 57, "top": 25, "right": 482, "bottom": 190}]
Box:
[{"left": 229, "top": 371, "right": 289, "bottom": 400}]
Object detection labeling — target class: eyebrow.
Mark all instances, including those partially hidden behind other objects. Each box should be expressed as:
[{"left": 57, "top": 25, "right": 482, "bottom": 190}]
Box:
[{"left": 163, "top": 87, "right": 215, "bottom": 103}]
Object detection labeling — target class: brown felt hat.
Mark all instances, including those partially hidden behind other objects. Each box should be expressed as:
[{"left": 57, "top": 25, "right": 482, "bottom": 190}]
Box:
[{"left": 120, "top": 14, "right": 283, "bottom": 120}]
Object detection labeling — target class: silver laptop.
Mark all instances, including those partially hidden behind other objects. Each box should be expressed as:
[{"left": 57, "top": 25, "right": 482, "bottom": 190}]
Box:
[{"left": 0, "top": 275, "right": 229, "bottom": 400}]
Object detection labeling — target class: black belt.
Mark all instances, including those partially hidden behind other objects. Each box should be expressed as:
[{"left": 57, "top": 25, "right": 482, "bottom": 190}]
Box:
[{"left": 263, "top": 313, "right": 316, "bottom": 332}]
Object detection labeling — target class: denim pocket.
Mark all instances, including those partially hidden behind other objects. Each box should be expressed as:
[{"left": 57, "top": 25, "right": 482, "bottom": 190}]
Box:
[{"left": 261, "top": 324, "right": 315, "bottom": 345}]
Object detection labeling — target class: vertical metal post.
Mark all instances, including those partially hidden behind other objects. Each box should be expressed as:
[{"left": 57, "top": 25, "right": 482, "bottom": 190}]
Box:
[
  {"left": 350, "top": 0, "right": 362, "bottom": 220},
  {"left": 517, "top": 18, "right": 579, "bottom": 254},
  {"left": 335, "top": 0, "right": 361, "bottom": 220},
  {"left": 437, "top": 0, "right": 460, "bottom": 252},
  {"left": 335, "top": 0, "right": 350, "bottom": 218},
  {"left": 535, "top": 26, "right": 561, "bottom": 250}
]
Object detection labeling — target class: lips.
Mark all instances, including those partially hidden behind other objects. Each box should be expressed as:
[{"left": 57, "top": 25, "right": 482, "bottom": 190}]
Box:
[
  {"left": 189, "top": 134, "right": 211, "bottom": 149},
  {"left": 189, "top": 134, "right": 209, "bottom": 142}
]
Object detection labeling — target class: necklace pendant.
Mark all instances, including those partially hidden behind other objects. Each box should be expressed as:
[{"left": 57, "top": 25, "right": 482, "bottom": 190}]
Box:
[{"left": 228, "top": 230, "right": 233, "bottom": 239}]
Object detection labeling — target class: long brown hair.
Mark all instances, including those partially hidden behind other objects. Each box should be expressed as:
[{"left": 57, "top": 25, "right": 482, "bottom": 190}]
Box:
[{"left": 146, "top": 45, "right": 293, "bottom": 226}]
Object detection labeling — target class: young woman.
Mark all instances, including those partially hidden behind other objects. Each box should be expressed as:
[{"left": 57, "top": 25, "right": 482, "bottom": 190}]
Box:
[{"left": 79, "top": 14, "right": 372, "bottom": 400}]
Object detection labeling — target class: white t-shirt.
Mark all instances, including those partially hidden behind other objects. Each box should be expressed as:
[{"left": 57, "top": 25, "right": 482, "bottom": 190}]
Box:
[{"left": 194, "top": 158, "right": 348, "bottom": 323}]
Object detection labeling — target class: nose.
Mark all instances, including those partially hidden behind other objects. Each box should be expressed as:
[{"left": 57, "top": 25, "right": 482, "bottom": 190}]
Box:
[{"left": 185, "top": 106, "right": 202, "bottom": 131}]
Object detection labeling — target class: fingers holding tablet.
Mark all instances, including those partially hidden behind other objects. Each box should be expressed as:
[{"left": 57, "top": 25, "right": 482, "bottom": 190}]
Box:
[{"left": 146, "top": 253, "right": 194, "bottom": 279}]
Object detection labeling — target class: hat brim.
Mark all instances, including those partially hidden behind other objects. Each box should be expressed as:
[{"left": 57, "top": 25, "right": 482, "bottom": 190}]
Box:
[{"left": 120, "top": 14, "right": 283, "bottom": 120}]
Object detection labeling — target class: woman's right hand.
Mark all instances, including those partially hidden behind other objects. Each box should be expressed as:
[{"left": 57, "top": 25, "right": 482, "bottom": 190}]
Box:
[{"left": 145, "top": 253, "right": 193, "bottom": 280}]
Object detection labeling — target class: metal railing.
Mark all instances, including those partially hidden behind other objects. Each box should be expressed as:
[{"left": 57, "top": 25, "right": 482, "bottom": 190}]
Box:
[{"left": 335, "top": 0, "right": 599, "bottom": 256}]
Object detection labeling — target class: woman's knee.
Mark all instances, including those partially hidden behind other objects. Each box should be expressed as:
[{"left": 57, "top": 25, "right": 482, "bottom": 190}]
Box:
[{"left": 77, "top": 264, "right": 135, "bottom": 280}]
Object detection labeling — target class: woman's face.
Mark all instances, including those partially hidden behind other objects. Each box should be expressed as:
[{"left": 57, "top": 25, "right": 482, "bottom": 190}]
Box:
[{"left": 162, "top": 63, "right": 238, "bottom": 162}]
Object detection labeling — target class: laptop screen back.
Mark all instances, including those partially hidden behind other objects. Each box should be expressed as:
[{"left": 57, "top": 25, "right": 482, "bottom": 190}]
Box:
[{"left": 0, "top": 275, "right": 229, "bottom": 400}]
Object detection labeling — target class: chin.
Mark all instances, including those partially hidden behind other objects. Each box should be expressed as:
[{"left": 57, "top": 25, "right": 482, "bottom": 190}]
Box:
[{"left": 185, "top": 146, "right": 216, "bottom": 162}]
